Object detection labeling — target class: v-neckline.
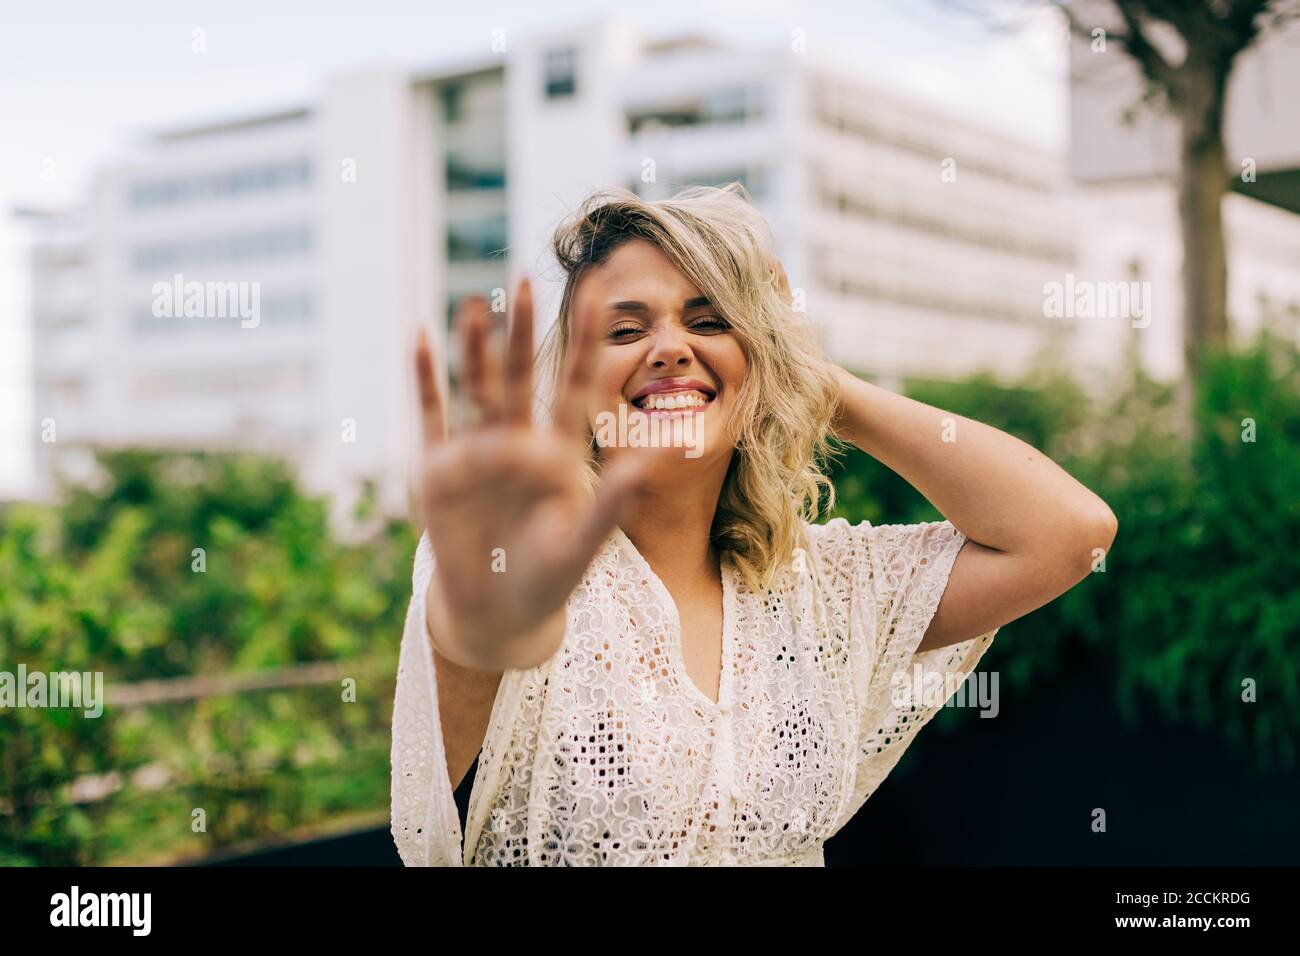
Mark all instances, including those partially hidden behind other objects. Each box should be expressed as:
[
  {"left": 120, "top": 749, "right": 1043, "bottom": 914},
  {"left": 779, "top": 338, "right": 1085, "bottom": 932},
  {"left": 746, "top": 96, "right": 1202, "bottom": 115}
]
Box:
[{"left": 613, "top": 526, "right": 735, "bottom": 716}]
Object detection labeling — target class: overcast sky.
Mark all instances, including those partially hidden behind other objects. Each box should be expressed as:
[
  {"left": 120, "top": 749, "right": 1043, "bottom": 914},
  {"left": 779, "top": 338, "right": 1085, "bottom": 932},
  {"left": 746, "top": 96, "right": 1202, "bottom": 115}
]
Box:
[{"left": 0, "top": 0, "right": 1069, "bottom": 497}]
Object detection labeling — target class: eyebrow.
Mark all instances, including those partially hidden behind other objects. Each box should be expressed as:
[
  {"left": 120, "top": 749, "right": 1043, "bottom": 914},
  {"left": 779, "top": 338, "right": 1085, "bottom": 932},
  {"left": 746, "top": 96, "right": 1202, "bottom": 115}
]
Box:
[{"left": 607, "top": 296, "right": 713, "bottom": 312}]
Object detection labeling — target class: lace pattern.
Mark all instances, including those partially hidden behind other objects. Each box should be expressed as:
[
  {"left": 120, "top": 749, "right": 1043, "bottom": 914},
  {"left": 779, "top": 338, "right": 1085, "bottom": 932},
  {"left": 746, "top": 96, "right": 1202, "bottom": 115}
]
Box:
[{"left": 391, "top": 518, "right": 999, "bottom": 866}]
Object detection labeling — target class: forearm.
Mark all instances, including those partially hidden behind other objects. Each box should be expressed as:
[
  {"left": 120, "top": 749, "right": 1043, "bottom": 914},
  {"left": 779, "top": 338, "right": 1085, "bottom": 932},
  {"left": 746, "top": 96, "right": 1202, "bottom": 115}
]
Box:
[
  {"left": 425, "top": 575, "right": 566, "bottom": 672},
  {"left": 431, "top": 641, "right": 502, "bottom": 791},
  {"left": 830, "top": 366, "right": 1116, "bottom": 561},
  {"left": 422, "top": 577, "right": 558, "bottom": 791}
]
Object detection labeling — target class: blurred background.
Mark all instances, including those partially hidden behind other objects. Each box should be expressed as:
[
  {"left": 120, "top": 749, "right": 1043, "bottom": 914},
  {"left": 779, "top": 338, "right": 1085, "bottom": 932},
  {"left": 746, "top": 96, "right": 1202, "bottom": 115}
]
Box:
[{"left": 1, "top": 0, "right": 1297, "bottom": 865}]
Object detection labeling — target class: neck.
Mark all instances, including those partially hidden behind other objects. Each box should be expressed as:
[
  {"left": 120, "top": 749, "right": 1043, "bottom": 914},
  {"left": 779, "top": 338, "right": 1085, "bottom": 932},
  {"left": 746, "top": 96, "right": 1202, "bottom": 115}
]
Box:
[{"left": 619, "top": 456, "right": 732, "bottom": 586}]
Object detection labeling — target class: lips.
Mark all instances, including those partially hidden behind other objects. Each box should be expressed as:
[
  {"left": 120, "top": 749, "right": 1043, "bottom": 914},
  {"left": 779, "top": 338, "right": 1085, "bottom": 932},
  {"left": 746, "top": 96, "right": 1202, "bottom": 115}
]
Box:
[{"left": 628, "top": 377, "right": 718, "bottom": 409}]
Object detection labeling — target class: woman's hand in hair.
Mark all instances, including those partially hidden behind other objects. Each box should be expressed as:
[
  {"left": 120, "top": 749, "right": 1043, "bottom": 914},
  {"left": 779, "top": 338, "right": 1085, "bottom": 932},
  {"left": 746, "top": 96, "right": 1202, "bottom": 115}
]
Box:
[
  {"left": 767, "top": 253, "right": 792, "bottom": 305},
  {"left": 764, "top": 254, "right": 846, "bottom": 441},
  {"left": 413, "top": 279, "right": 664, "bottom": 672}
]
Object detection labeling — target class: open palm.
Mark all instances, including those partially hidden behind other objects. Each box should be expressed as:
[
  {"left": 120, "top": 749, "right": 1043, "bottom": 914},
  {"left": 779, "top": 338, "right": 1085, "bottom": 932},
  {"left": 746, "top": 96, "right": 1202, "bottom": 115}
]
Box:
[{"left": 413, "top": 279, "right": 660, "bottom": 670}]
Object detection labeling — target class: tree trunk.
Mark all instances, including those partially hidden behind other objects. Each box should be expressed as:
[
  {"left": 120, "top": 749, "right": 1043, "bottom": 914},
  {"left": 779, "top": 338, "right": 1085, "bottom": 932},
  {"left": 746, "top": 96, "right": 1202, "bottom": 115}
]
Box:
[{"left": 1176, "top": 57, "right": 1230, "bottom": 403}]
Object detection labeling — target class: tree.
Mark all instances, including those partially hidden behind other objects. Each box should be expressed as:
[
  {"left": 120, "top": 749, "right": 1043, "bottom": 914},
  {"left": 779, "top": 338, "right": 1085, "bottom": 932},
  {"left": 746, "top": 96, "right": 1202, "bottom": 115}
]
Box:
[
  {"left": 1047, "top": 0, "right": 1298, "bottom": 386},
  {"left": 941, "top": 0, "right": 1296, "bottom": 419}
]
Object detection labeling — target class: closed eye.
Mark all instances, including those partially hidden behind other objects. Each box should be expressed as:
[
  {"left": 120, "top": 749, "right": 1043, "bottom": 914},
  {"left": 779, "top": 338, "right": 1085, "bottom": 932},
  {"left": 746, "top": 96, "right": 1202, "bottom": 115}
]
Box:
[
  {"left": 690, "top": 316, "right": 730, "bottom": 332},
  {"left": 606, "top": 316, "right": 730, "bottom": 341},
  {"left": 608, "top": 323, "right": 642, "bottom": 340}
]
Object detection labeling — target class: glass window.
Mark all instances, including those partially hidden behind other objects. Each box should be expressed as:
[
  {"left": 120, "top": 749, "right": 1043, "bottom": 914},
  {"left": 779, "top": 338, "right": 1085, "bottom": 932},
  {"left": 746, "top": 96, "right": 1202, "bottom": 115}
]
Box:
[
  {"left": 130, "top": 158, "right": 314, "bottom": 209},
  {"left": 441, "top": 83, "right": 463, "bottom": 123},
  {"left": 703, "top": 88, "right": 752, "bottom": 123},
  {"left": 544, "top": 47, "right": 577, "bottom": 98},
  {"left": 132, "top": 225, "right": 312, "bottom": 270},
  {"left": 446, "top": 157, "right": 506, "bottom": 191},
  {"left": 447, "top": 215, "right": 507, "bottom": 261}
]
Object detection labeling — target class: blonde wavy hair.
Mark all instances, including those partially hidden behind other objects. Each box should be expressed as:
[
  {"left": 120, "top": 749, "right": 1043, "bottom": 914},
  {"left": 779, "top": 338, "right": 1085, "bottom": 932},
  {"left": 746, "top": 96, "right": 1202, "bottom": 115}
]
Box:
[{"left": 536, "top": 182, "right": 842, "bottom": 595}]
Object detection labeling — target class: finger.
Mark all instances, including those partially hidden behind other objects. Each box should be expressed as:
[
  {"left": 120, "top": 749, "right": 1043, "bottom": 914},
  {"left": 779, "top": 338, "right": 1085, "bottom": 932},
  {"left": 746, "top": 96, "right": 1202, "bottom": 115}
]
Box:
[
  {"left": 553, "top": 296, "right": 600, "bottom": 442},
  {"left": 771, "top": 256, "right": 792, "bottom": 304},
  {"left": 609, "top": 437, "right": 692, "bottom": 479},
  {"left": 458, "top": 296, "right": 503, "bottom": 427},
  {"left": 415, "top": 327, "right": 447, "bottom": 446},
  {"left": 559, "top": 449, "right": 659, "bottom": 574},
  {"left": 504, "top": 277, "right": 535, "bottom": 426}
]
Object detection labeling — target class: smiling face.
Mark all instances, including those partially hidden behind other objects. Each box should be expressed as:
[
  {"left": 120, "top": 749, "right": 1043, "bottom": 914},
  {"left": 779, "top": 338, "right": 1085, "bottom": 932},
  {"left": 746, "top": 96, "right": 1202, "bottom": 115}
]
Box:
[
  {"left": 569, "top": 238, "right": 749, "bottom": 472},
  {"left": 542, "top": 184, "right": 842, "bottom": 593}
]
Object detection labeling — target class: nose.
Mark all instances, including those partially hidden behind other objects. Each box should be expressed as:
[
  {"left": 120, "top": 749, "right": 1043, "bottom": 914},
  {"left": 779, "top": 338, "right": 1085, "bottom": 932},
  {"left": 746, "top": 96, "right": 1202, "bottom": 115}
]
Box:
[{"left": 645, "top": 322, "right": 692, "bottom": 370}]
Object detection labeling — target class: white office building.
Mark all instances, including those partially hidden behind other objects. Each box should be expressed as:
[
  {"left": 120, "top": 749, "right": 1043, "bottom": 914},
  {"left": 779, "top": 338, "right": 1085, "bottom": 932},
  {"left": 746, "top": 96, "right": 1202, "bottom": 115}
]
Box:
[{"left": 27, "top": 21, "right": 1088, "bottom": 516}]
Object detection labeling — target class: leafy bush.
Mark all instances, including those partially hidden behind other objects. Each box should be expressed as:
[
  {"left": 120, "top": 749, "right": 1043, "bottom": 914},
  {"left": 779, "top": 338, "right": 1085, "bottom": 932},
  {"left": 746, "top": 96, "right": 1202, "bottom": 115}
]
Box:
[
  {"left": 830, "top": 332, "right": 1299, "bottom": 770},
  {"left": 0, "top": 452, "right": 415, "bottom": 864}
]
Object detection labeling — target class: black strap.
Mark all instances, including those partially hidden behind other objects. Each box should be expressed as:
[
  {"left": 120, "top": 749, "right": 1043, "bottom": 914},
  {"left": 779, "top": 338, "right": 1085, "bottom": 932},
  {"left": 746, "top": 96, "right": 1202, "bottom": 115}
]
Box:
[{"left": 452, "top": 749, "right": 481, "bottom": 837}]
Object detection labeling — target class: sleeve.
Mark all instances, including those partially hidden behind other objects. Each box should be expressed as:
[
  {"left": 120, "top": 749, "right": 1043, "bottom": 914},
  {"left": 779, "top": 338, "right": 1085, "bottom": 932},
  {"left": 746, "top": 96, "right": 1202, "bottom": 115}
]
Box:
[
  {"left": 390, "top": 531, "right": 465, "bottom": 866},
  {"left": 805, "top": 517, "right": 999, "bottom": 823}
]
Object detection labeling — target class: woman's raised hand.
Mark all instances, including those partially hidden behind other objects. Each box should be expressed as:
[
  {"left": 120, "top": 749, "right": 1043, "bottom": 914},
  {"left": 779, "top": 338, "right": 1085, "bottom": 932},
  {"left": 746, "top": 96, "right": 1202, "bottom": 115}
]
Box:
[{"left": 414, "top": 278, "right": 658, "bottom": 671}]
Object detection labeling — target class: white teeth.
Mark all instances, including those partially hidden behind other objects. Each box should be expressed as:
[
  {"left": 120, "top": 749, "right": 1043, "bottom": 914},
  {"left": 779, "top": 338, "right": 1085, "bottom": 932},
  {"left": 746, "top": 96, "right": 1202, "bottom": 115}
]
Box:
[{"left": 637, "top": 390, "right": 709, "bottom": 410}]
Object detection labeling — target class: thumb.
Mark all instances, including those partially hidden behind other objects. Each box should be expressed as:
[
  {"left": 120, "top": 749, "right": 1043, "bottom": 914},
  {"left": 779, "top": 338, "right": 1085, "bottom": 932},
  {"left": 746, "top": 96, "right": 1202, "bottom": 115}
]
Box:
[{"left": 560, "top": 445, "right": 668, "bottom": 574}]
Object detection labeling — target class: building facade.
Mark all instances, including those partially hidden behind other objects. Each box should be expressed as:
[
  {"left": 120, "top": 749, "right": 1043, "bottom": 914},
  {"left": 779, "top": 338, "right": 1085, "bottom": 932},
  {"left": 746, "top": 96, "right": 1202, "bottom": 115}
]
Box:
[{"left": 28, "top": 21, "right": 1088, "bottom": 516}]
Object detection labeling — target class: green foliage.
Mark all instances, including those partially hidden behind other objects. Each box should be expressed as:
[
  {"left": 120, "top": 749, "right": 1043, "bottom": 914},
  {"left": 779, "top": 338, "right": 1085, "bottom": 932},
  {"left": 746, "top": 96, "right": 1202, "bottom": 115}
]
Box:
[
  {"left": 0, "top": 452, "right": 415, "bottom": 864},
  {"left": 2, "top": 334, "right": 1295, "bottom": 864},
  {"left": 1056, "top": 336, "right": 1298, "bottom": 770},
  {"left": 830, "top": 332, "right": 1299, "bottom": 770}
]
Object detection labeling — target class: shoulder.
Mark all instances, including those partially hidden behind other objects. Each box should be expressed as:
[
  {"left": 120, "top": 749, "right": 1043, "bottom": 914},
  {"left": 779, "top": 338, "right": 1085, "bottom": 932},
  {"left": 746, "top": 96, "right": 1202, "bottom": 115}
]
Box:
[
  {"left": 801, "top": 516, "right": 964, "bottom": 578},
  {"left": 566, "top": 527, "right": 633, "bottom": 607},
  {"left": 803, "top": 515, "right": 959, "bottom": 548},
  {"left": 801, "top": 515, "right": 852, "bottom": 549}
]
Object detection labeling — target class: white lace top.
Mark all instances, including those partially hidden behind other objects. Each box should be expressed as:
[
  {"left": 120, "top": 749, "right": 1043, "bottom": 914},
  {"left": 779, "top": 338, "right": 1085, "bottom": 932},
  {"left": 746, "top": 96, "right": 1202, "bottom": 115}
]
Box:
[{"left": 391, "top": 517, "right": 998, "bottom": 866}]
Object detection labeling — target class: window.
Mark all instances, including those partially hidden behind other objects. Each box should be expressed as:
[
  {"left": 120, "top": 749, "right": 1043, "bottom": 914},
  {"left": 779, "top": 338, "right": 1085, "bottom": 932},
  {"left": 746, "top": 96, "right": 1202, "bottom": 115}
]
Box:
[
  {"left": 626, "top": 86, "right": 763, "bottom": 133},
  {"left": 130, "top": 360, "right": 313, "bottom": 399},
  {"left": 50, "top": 377, "right": 87, "bottom": 404},
  {"left": 813, "top": 96, "right": 1049, "bottom": 193},
  {"left": 631, "top": 168, "right": 766, "bottom": 201},
  {"left": 702, "top": 88, "right": 751, "bottom": 124},
  {"left": 441, "top": 83, "right": 463, "bottom": 123},
  {"left": 446, "top": 157, "right": 505, "bottom": 191},
  {"left": 544, "top": 47, "right": 577, "bottom": 98},
  {"left": 130, "top": 158, "right": 313, "bottom": 209},
  {"left": 447, "top": 216, "right": 507, "bottom": 262},
  {"left": 133, "top": 293, "right": 314, "bottom": 333},
  {"left": 820, "top": 184, "right": 1073, "bottom": 266},
  {"left": 132, "top": 225, "right": 313, "bottom": 270}
]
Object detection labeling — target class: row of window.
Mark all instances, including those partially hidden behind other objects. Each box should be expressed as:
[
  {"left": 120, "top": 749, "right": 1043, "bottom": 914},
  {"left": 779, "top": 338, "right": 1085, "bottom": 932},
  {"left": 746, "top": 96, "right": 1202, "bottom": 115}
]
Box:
[
  {"left": 131, "top": 158, "right": 313, "bottom": 208},
  {"left": 630, "top": 168, "right": 766, "bottom": 202},
  {"left": 442, "top": 46, "right": 577, "bottom": 114},
  {"left": 37, "top": 311, "right": 89, "bottom": 330},
  {"left": 627, "top": 87, "right": 763, "bottom": 135},
  {"left": 132, "top": 293, "right": 314, "bottom": 333},
  {"left": 813, "top": 102, "right": 1051, "bottom": 194},
  {"left": 130, "top": 360, "right": 314, "bottom": 399},
  {"left": 35, "top": 250, "right": 87, "bottom": 271},
  {"left": 815, "top": 255, "right": 1056, "bottom": 326},
  {"left": 822, "top": 187, "right": 1074, "bottom": 266},
  {"left": 133, "top": 225, "right": 313, "bottom": 270}
]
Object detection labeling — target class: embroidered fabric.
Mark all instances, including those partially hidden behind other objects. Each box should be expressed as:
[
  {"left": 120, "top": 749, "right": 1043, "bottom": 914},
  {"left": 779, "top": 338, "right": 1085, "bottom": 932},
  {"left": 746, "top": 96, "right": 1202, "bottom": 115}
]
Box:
[{"left": 390, "top": 517, "right": 998, "bottom": 866}]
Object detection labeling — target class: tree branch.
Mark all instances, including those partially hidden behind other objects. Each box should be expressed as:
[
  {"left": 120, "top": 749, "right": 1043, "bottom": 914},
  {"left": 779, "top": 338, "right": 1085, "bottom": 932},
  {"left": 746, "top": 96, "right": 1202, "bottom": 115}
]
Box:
[
  {"left": 1044, "top": 0, "right": 1179, "bottom": 91},
  {"left": 1110, "top": 0, "right": 1182, "bottom": 89}
]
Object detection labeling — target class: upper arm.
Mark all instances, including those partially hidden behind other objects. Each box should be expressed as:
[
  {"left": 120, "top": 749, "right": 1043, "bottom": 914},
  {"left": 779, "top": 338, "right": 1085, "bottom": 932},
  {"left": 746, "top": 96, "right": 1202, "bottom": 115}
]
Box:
[{"left": 918, "top": 510, "right": 1116, "bottom": 653}]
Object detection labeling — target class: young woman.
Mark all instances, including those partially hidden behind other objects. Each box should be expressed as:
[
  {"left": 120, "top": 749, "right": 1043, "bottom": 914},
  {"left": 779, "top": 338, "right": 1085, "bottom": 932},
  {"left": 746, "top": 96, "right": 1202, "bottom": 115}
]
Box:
[{"left": 391, "top": 183, "right": 1117, "bottom": 866}]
